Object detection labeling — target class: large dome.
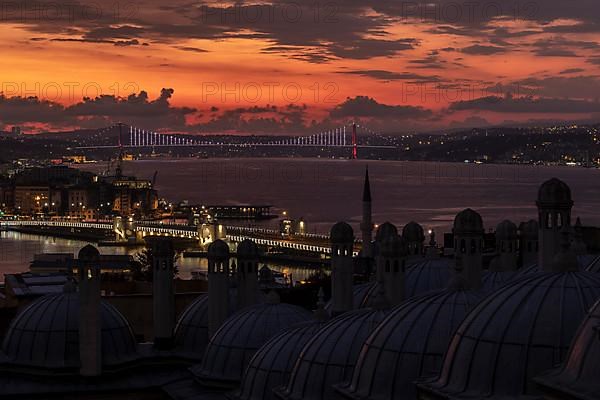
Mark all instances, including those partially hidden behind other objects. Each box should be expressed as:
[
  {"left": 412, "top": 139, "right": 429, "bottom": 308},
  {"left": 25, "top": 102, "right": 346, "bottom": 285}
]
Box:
[
  {"left": 2, "top": 292, "right": 137, "bottom": 370},
  {"left": 336, "top": 288, "right": 485, "bottom": 399},
  {"left": 231, "top": 320, "right": 327, "bottom": 400},
  {"left": 535, "top": 298, "right": 600, "bottom": 398},
  {"left": 192, "top": 298, "right": 313, "bottom": 387},
  {"left": 417, "top": 272, "right": 600, "bottom": 398},
  {"left": 275, "top": 307, "right": 389, "bottom": 400},
  {"left": 481, "top": 270, "right": 515, "bottom": 293},
  {"left": 405, "top": 258, "right": 453, "bottom": 298},
  {"left": 537, "top": 177, "right": 573, "bottom": 206}
]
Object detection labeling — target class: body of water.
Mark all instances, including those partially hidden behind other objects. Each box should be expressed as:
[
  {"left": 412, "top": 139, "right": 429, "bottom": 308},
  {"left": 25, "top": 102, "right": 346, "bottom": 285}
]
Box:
[{"left": 2, "top": 159, "right": 599, "bottom": 279}]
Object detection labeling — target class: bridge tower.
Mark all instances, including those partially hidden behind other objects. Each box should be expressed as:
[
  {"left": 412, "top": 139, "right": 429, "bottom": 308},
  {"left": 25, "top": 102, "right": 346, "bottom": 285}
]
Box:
[{"left": 352, "top": 123, "right": 358, "bottom": 160}]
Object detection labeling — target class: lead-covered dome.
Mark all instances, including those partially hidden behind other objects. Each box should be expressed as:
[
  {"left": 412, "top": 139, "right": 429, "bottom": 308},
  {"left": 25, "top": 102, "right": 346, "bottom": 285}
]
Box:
[
  {"left": 231, "top": 320, "right": 327, "bottom": 400},
  {"left": 453, "top": 209, "right": 484, "bottom": 234},
  {"left": 495, "top": 220, "right": 517, "bottom": 240},
  {"left": 535, "top": 298, "right": 600, "bottom": 398},
  {"left": 375, "top": 222, "right": 397, "bottom": 242},
  {"left": 336, "top": 288, "right": 485, "bottom": 400},
  {"left": 192, "top": 296, "right": 313, "bottom": 387},
  {"left": 405, "top": 258, "right": 453, "bottom": 298},
  {"left": 418, "top": 272, "right": 600, "bottom": 398},
  {"left": 173, "top": 294, "right": 210, "bottom": 359},
  {"left": 537, "top": 177, "right": 573, "bottom": 206},
  {"left": 2, "top": 292, "right": 137, "bottom": 370},
  {"left": 330, "top": 222, "right": 354, "bottom": 243},
  {"left": 275, "top": 307, "right": 389, "bottom": 400},
  {"left": 402, "top": 221, "right": 425, "bottom": 243}
]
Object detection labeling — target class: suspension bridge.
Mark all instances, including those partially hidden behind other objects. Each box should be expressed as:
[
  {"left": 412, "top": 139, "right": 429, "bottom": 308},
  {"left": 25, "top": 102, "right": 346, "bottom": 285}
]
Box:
[{"left": 75, "top": 123, "right": 396, "bottom": 159}]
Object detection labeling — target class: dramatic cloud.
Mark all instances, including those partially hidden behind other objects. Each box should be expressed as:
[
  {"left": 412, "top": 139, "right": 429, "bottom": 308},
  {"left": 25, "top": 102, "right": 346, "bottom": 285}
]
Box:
[
  {"left": 330, "top": 96, "right": 432, "bottom": 119},
  {"left": 449, "top": 95, "right": 600, "bottom": 114}
]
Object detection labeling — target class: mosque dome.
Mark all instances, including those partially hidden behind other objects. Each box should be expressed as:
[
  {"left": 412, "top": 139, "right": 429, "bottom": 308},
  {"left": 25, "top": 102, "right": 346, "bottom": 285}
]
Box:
[
  {"left": 208, "top": 239, "right": 230, "bottom": 258},
  {"left": 537, "top": 177, "right": 573, "bottom": 206},
  {"left": 275, "top": 307, "right": 389, "bottom": 400},
  {"left": 453, "top": 209, "right": 484, "bottom": 234},
  {"left": 519, "top": 219, "right": 539, "bottom": 238},
  {"left": 336, "top": 288, "right": 485, "bottom": 400},
  {"left": 495, "top": 220, "right": 517, "bottom": 240},
  {"left": 192, "top": 295, "right": 313, "bottom": 387},
  {"left": 2, "top": 292, "right": 137, "bottom": 371},
  {"left": 173, "top": 294, "right": 210, "bottom": 359},
  {"left": 417, "top": 271, "right": 600, "bottom": 398},
  {"left": 535, "top": 298, "right": 600, "bottom": 398},
  {"left": 330, "top": 222, "right": 354, "bottom": 243},
  {"left": 402, "top": 221, "right": 425, "bottom": 243},
  {"left": 481, "top": 270, "right": 515, "bottom": 293},
  {"left": 374, "top": 222, "right": 397, "bottom": 242},
  {"left": 324, "top": 282, "right": 378, "bottom": 313},
  {"left": 231, "top": 320, "right": 327, "bottom": 400},
  {"left": 405, "top": 258, "right": 454, "bottom": 298},
  {"left": 237, "top": 239, "right": 259, "bottom": 258}
]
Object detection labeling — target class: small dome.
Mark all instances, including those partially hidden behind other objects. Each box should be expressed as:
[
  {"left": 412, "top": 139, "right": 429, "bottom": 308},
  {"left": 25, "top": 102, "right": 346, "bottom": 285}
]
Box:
[
  {"left": 453, "top": 209, "right": 484, "bottom": 234},
  {"left": 208, "top": 239, "right": 230, "bottom": 258},
  {"left": 519, "top": 219, "right": 539, "bottom": 239},
  {"left": 275, "top": 308, "right": 389, "bottom": 400},
  {"left": 379, "top": 233, "right": 405, "bottom": 258},
  {"left": 418, "top": 272, "right": 600, "bottom": 398},
  {"left": 174, "top": 290, "right": 253, "bottom": 359},
  {"left": 375, "top": 222, "right": 397, "bottom": 242},
  {"left": 535, "top": 298, "right": 600, "bottom": 398},
  {"left": 78, "top": 244, "right": 100, "bottom": 261},
  {"left": 402, "top": 221, "right": 425, "bottom": 243},
  {"left": 325, "top": 283, "right": 378, "bottom": 313},
  {"left": 537, "top": 178, "right": 573, "bottom": 206},
  {"left": 405, "top": 258, "right": 454, "bottom": 298},
  {"left": 237, "top": 239, "right": 259, "bottom": 258},
  {"left": 330, "top": 222, "right": 354, "bottom": 243},
  {"left": 2, "top": 293, "right": 137, "bottom": 370},
  {"left": 337, "top": 288, "right": 485, "bottom": 399},
  {"left": 495, "top": 220, "right": 517, "bottom": 240},
  {"left": 192, "top": 302, "right": 313, "bottom": 387},
  {"left": 231, "top": 320, "right": 327, "bottom": 400}
]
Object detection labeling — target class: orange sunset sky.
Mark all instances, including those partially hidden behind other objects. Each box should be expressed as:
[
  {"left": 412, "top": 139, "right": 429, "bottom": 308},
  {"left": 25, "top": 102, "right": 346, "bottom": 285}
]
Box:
[{"left": 1, "top": 0, "right": 599, "bottom": 134}]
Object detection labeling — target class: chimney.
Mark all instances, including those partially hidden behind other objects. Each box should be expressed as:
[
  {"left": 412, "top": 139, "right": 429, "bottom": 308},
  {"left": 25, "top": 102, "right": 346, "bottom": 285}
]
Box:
[
  {"left": 78, "top": 244, "right": 102, "bottom": 377},
  {"left": 453, "top": 209, "right": 484, "bottom": 290},
  {"left": 330, "top": 222, "right": 354, "bottom": 316},
  {"left": 236, "top": 239, "right": 259, "bottom": 310},
  {"left": 151, "top": 238, "right": 176, "bottom": 349},
  {"left": 208, "top": 240, "right": 230, "bottom": 336}
]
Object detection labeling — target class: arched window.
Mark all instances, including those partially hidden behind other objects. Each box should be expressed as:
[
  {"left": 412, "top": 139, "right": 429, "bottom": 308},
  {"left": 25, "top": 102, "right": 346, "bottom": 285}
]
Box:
[
  {"left": 385, "top": 260, "right": 390, "bottom": 273},
  {"left": 460, "top": 239, "right": 466, "bottom": 253},
  {"left": 470, "top": 239, "right": 477, "bottom": 253},
  {"left": 393, "top": 260, "right": 399, "bottom": 273}
]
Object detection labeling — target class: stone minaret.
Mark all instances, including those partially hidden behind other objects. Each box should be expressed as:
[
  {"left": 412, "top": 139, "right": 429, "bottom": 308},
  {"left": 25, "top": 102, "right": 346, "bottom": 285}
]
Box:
[
  {"left": 360, "top": 167, "right": 373, "bottom": 258},
  {"left": 151, "top": 238, "right": 175, "bottom": 349},
  {"left": 377, "top": 227, "right": 406, "bottom": 306},
  {"left": 519, "top": 220, "right": 539, "bottom": 267},
  {"left": 537, "top": 178, "right": 573, "bottom": 272},
  {"left": 495, "top": 220, "right": 518, "bottom": 271},
  {"left": 330, "top": 222, "right": 354, "bottom": 316},
  {"left": 208, "top": 239, "right": 230, "bottom": 337},
  {"left": 453, "top": 209, "right": 484, "bottom": 290},
  {"left": 78, "top": 244, "right": 102, "bottom": 377},
  {"left": 237, "top": 239, "right": 259, "bottom": 310}
]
